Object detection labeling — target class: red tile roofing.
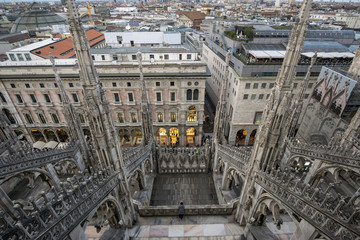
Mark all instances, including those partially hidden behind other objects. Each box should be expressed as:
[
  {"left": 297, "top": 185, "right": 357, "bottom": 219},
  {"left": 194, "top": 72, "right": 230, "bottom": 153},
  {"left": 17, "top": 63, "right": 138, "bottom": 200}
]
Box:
[{"left": 30, "top": 29, "right": 104, "bottom": 59}]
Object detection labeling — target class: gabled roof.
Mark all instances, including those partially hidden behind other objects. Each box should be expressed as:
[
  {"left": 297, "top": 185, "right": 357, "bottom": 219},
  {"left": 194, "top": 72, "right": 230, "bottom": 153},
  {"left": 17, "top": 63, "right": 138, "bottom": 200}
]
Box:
[
  {"left": 30, "top": 29, "right": 104, "bottom": 59},
  {"left": 176, "top": 11, "right": 206, "bottom": 21}
]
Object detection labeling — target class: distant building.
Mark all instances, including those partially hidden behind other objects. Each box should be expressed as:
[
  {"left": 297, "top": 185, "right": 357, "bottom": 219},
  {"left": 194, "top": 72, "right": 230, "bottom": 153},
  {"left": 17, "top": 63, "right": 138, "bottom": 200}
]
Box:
[
  {"left": 104, "top": 32, "right": 181, "bottom": 48},
  {"left": 176, "top": 11, "right": 206, "bottom": 29},
  {"left": 0, "top": 42, "right": 208, "bottom": 146},
  {"left": 11, "top": 3, "right": 66, "bottom": 33},
  {"left": 6, "top": 29, "right": 104, "bottom": 60}
]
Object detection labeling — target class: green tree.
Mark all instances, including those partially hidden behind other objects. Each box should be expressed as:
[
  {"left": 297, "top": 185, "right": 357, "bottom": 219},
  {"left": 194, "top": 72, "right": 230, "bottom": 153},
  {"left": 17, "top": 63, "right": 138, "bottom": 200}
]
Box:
[{"left": 244, "top": 27, "right": 254, "bottom": 41}]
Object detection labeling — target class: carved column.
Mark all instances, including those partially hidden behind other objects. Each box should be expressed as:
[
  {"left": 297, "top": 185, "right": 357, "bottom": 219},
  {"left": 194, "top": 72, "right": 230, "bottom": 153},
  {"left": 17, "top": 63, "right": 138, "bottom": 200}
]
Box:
[
  {"left": 244, "top": 132, "right": 251, "bottom": 146},
  {"left": 45, "top": 163, "right": 61, "bottom": 188},
  {"left": 221, "top": 162, "right": 229, "bottom": 190}
]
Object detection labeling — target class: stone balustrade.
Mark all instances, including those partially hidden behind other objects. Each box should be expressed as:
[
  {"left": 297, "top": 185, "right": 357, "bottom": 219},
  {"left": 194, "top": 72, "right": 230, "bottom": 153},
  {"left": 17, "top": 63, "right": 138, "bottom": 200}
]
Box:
[
  {"left": 255, "top": 168, "right": 360, "bottom": 240},
  {"left": 286, "top": 137, "right": 360, "bottom": 168},
  {"left": 0, "top": 141, "right": 80, "bottom": 176},
  {"left": 217, "top": 145, "right": 252, "bottom": 172},
  {"left": 157, "top": 146, "right": 210, "bottom": 174},
  {"left": 138, "top": 204, "right": 234, "bottom": 217},
  {"left": 0, "top": 169, "right": 119, "bottom": 240},
  {"left": 124, "top": 143, "right": 152, "bottom": 174}
]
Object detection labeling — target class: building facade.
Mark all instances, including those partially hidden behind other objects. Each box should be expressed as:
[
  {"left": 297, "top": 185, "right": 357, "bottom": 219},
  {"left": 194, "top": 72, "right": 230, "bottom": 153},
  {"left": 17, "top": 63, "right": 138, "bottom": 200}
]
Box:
[
  {"left": 0, "top": 47, "right": 209, "bottom": 146},
  {"left": 202, "top": 22, "right": 356, "bottom": 146}
]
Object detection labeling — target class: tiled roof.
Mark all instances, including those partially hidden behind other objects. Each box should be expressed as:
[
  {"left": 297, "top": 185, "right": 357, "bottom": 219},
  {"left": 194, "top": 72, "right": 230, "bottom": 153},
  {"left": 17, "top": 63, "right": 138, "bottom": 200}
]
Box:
[
  {"left": 176, "top": 11, "right": 206, "bottom": 21},
  {"left": 30, "top": 29, "right": 104, "bottom": 59},
  {"left": 0, "top": 32, "right": 30, "bottom": 43}
]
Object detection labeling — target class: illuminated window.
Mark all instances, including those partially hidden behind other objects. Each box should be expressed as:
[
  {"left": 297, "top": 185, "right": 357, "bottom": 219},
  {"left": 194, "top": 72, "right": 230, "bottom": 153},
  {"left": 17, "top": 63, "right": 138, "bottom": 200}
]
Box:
[
  {"left": 187, "top": 106, "right": 196, "bottom": 122},
  {"left": 131, "top": 112, "right": 137, "bottom": 123},
  {"left": 157, "top": 113, "right": 163, "bottom": 122},
  {"left": 118, "top": 113, "right": 124, "bottom": 123},
  {"left": 171, "top": 113, "right": 176, "bottom": 122}
]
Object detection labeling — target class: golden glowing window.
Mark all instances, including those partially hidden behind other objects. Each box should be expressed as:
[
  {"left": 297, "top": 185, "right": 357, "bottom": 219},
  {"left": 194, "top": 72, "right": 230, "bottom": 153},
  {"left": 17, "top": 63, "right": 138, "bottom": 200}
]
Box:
[
  {"left": 187, "top": 106, "right": 196, "bottom": 122},
  {"left": 158, "top": 128, "right": 167, "bottom": 136},
  {"left": 186, "top": 128, "right": 195, "bottom": 136},
  {"left": 171, "top": 113, "right": 176, "bottom": 122},
  {"left": 157, "top": 113, "right": 163, "bottom": 122},
  {"left": 131, "top": 113, "right": 137, "bottom": 123},
  {"left": 118, "top": 113, "right": 124, "bottom": 123}
]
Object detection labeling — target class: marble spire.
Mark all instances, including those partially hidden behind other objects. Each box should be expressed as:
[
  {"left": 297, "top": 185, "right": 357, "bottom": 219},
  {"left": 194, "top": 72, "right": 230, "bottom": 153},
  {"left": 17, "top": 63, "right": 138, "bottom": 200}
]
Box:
[{"left": 137, "top": 52, "right": 154, "bottom": 146}]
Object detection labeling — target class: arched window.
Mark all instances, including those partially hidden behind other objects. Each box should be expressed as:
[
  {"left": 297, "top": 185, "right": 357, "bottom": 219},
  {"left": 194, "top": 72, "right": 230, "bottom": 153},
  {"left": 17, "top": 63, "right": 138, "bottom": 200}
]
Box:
[
  {"left": 187, "top": 106, "right": 196, "bottom": 122},
  {"left": 193, "top": 89, "right": 199, "bottom": 100},
  {"left": 118, "top": 113, "right": 124, "bottom": 123},
  {"left": 24, "top": 113, "right": 33, "bottom": 124},
  {"left": 38, "top": 113, "right": 46, "bottom": 124},
  {"left": 51, "top": 113, "right": 59, "bottom": 123},
  {"left": 187, "top": 89, "right": 192, "bottom": 100},
  {"left": 78, "top": 113, "right": 85, "bottom": 123},
  {"left": 157, "top": 112, "right": 163, "bottom": 122}
]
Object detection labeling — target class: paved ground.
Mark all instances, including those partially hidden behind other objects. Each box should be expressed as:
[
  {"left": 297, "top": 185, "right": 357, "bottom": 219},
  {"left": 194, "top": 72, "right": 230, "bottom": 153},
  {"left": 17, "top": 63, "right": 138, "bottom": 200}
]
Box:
[
  {"left": 150, "top": 173, "right": 219, "bottom": 206},
  {"left": 128, "top": 214, "right": 244, "bottom": 239}
]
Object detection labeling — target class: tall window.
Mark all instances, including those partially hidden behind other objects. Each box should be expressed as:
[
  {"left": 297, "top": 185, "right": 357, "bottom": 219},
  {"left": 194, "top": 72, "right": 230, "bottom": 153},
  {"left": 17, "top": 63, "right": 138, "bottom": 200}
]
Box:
[
  {"left": 114, "top": 93, "right": 120, "bottom": 102},
  {"left": 157, "top": 113, "right": 163, "bottom": 122},
  {"left": 72, "top": 93, "right": 79, "bottom": 103},
  {"left": 156, "top": 92, "right": 162, "bottom": 102},
  {"left": 128, "top": 93, "right": 134, "bottom": 102},
  {"left": 29, "top": 94, "right": 37, "bottom": 103},
  {"left": 51, "top": 113, "right": 59, "bottom": 123},
  {"left": 78, "top": 113, "right": 85, "bottom": 123},
  {"left": 131, "top": 112, "right": 137, "bottom": 123},
  {"left": 44, "top": 94, "right": 51, "bottom": 103},
  {"left": 187, "top": 106, "right": 196, "bottom": 122},
  {"left": 170, "top": 92, "right": 175, "bottom": 102},
  {"left": 254, "top": 112, "right": 263, "bottom": 124},
  {"left": 24, "top": 113, "right": 33, "bottom": 124},
  {"left": 118, "top": 113, "right": 124, "bottom": 123},
  {"left": 38, "top": 113, "right": 46, "bottom": 124},
  {"left": 171, "top": 113, "right": 176, "bottom": 122},
  {"left": 187, "top": 89, "right": 192, "bottom": 100},
  {"left": 15, "top": 94, "right": 23, "bottom": 103},
  {"left": 193, "top": 89, "right": 199, "bottom": 100}
]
